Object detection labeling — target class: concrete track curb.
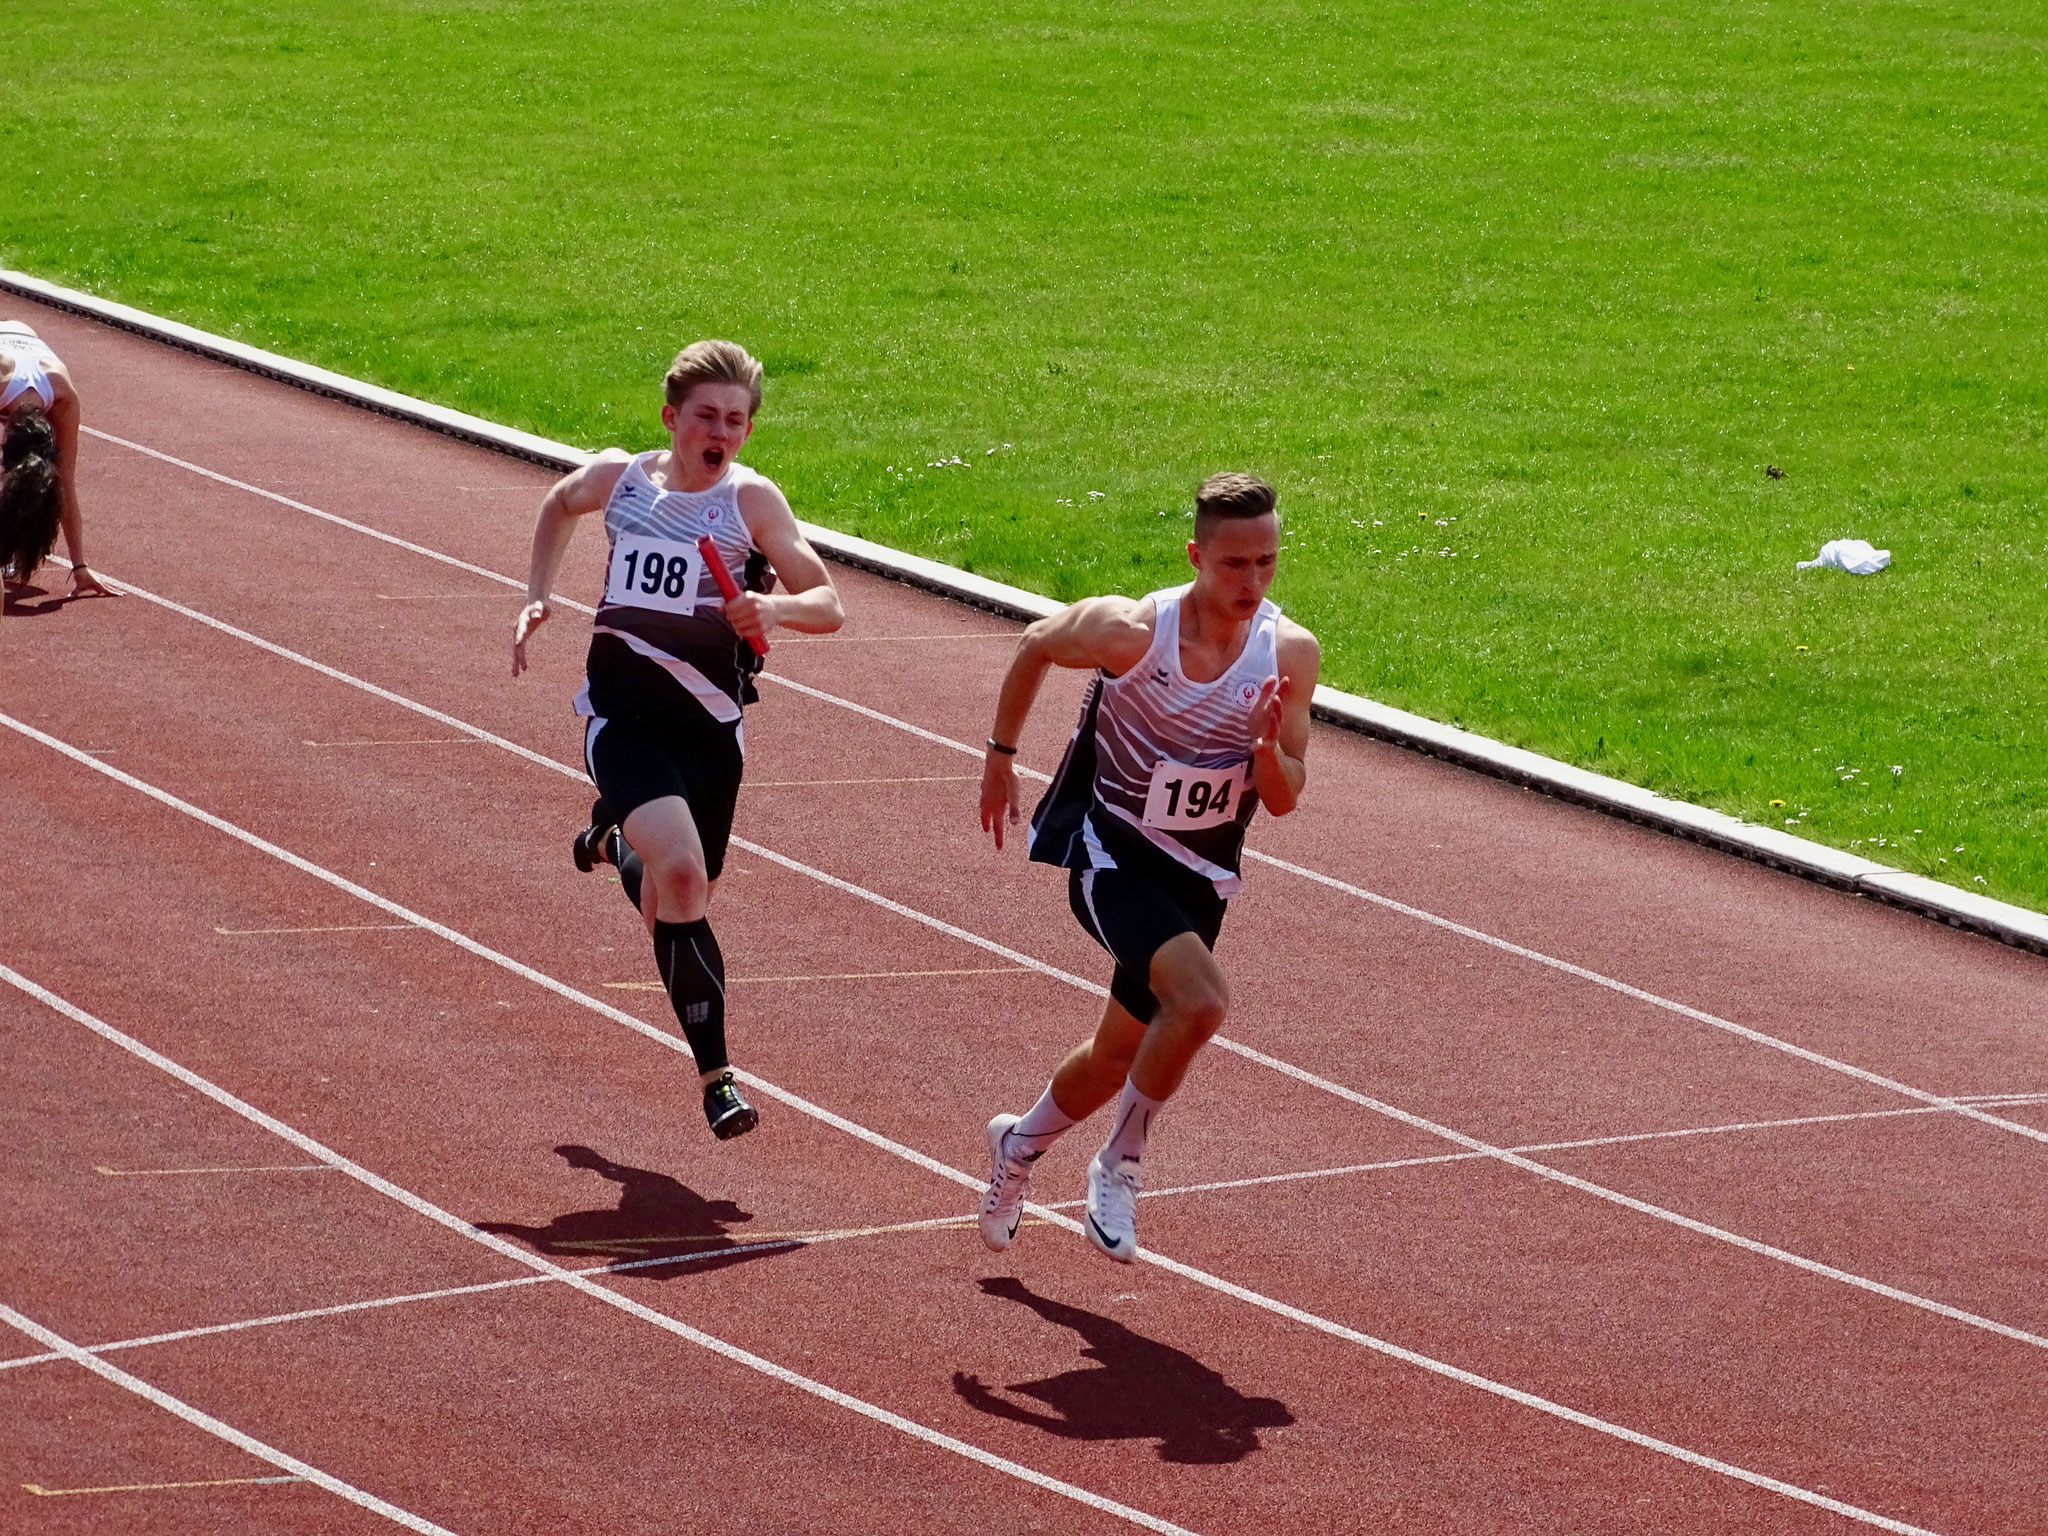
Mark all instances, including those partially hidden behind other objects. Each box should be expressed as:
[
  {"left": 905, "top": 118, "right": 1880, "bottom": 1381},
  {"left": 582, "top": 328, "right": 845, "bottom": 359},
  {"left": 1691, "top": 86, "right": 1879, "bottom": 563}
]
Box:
[{"left": 9, "top": 266, "right": 2043, "bottom": 957}]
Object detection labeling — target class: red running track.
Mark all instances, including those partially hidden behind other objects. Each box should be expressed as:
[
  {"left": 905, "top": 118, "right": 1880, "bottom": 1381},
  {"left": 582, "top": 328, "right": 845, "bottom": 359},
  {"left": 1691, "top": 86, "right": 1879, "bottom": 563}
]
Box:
[{"left": 3, "top": 297, "right": 2046, "bottom": 1535}]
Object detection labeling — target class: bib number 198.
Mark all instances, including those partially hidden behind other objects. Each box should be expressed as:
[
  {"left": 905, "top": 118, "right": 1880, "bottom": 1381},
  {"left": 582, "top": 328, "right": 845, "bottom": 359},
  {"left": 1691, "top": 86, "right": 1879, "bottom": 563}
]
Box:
[
  {"left": 606, "top": 535, "right": 702, "bottom": 617},
  {"left": 1142, "top": 759, "right": 1246, "bottom": 831}
]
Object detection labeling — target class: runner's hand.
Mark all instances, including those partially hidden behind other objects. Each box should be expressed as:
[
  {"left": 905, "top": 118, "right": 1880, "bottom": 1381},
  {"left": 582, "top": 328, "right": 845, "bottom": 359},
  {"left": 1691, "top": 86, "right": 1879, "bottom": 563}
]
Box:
[
  {"left": 724, "top": 590, "right": 775, "bottom": 645},
  {"left": 981, "top": 751, "right": 1021, "bottom": 850},
  {"left": 68, "top": 565, "right": 114, "bottom": 598},
  {"left": 1249, "top": 674, "right": 1289, "bottom": 757},
  {"left": 512, "top": 600, "right": 550, "bottom": 677}
]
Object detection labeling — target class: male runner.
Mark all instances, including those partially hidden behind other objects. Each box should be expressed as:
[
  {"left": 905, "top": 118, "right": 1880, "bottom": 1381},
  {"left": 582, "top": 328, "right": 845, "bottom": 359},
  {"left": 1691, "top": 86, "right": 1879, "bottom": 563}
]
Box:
[
  {"left": 512, "top": 340, "right": 844, "bottom": 1138},
  {"left": 975, "top": 472, "right": 1318, "bottom": 1262}
]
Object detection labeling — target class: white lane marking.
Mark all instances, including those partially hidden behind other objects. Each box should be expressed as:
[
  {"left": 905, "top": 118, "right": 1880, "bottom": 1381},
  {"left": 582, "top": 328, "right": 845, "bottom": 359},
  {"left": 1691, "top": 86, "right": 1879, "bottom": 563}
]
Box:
[
  {"left": 761, "top": 672, "right": 2048, "bottom": 1152},
  {"left": 302, "top": 738, "right": 484, "bottom": 748},
  {"left": 1211, "top": 1034, "right": 2048, "bottom": 1349},
  {"left": 604, "top": 967, "right": 1033, "bottom": 989},
  {"left": 9, "top": 582, "right": 2042, "bottom": 1345},
  {"left": 1, "top": 963, "right": 1948, "bottom": 1536},
  {"left": 94, "top": 1162, "right": 334, "bottom": 1177},
  {"left": 0, "top": 965, "right": 1195, "bottom": 1536},
  {"left": 1240, "top": 851, "right": 2048, "bottom": 1150},
  {"left": 0, "top": 1298, "right": 459, "bottom": 1534},
  {"left": 215, "top": 923, "right": 420, "bottom": 936},
  {"left": 0, "top": 1215, "right": 974, "bottom": 1374},
  {"left": 1055, "top": 1104, "right": 1961, "bottom": 1207},
  {"left": 24, "top": 1474, "right": 306, "bottom": 1495},
  {"left": 0, "top": 760, "right": 1962, "bottom": 1535},
  {"left": 88, "top": 429, "right": 2025, "bottom": 1151},
  {"left": 82, "top": 429, "right": 593, "bottom": 614}
]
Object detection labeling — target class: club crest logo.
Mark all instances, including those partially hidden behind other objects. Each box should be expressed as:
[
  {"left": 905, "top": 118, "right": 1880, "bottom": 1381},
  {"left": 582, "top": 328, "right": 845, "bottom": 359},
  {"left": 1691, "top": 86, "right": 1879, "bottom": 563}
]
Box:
[
  {"left": 1152, "top": 667, "right": 1170, "bottom": 686},
  {"left": 1239, "top": 681, "right": 1259, "bottom": 706}
]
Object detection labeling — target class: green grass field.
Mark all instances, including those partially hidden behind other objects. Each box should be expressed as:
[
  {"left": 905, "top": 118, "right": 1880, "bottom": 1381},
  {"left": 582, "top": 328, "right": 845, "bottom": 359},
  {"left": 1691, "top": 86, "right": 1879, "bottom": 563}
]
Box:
[{"left": 6, "top": 1, "right": 2045, "bottom": 907}]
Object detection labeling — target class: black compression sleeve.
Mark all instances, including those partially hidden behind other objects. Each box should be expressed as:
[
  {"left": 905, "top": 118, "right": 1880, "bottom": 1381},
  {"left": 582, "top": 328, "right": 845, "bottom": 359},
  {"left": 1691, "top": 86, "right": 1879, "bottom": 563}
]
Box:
[{"left": 652, "top": 918, "right": 729, "bottom": 1073}]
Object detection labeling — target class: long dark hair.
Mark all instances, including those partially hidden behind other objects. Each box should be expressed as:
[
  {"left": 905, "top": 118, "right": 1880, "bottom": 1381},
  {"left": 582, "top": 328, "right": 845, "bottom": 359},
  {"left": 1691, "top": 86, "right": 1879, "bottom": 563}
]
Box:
[{"left": 1, "top": 402, "right": 62, "bottom": 581}]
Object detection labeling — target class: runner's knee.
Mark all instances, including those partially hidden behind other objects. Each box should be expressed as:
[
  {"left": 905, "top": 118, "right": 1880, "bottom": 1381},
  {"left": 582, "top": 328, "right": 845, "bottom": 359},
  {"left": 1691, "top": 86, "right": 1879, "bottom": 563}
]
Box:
[{"left": 651, "top": 856, "right": 709, "bottom": 915}]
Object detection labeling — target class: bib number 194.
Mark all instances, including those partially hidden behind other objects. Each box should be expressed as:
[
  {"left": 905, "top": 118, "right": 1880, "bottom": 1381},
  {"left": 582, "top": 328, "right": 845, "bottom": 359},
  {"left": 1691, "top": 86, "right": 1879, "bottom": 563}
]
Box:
[
  {"left": 606, "top": 535, "right": 702, "bottom": 617},
  {"left": 1142, "top": 759, "right": 1247, "bottom": 831}
]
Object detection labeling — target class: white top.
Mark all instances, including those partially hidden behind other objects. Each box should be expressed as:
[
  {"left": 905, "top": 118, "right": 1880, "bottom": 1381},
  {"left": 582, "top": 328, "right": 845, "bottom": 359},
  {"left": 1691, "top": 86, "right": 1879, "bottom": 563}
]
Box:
[
  {"left": 1030, "top": 584, "right": 1280, "bottom": 896},
  {"left": 574, "top": 453, "right": 769, "bottom": 728},
  {"left": 0, "top": 328, "right": 58, "bottom": 410}
]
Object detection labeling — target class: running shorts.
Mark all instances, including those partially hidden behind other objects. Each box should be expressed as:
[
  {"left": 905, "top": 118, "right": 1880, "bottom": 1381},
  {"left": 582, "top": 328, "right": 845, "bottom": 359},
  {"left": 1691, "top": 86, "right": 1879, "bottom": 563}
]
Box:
[
  {"left": 583, "top": 710, "right": 743, "bottom": 881},
  {"left": 1067, "top": 852, "right": 1228, "bottom": 1025}
]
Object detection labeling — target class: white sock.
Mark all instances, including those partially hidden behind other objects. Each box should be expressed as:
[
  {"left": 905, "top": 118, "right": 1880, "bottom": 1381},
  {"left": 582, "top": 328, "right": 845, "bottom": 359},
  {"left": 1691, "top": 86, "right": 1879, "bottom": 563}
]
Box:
[
  {"left": 1003, "top": 1084, "right": 1078, "bottom": 1161},
  {"left": 1097, "top": 1079, "right": 1165, "bottom": 1169}
]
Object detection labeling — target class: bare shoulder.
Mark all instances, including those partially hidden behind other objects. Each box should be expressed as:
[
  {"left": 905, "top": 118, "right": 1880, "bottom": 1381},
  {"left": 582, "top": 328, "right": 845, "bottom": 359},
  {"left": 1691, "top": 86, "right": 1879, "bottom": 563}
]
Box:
[
  {"left": 735, "top": 469, "right": 796, "bottom": 526},
  {"left": 1276, "top": 617, "right": 1321, "bottom": 676},
  {"left": 1049, "top": 593, "right": 1154, "bottom": 673},
  {"left": 554, "top": 451, "right": 630, "bottom": 513}
]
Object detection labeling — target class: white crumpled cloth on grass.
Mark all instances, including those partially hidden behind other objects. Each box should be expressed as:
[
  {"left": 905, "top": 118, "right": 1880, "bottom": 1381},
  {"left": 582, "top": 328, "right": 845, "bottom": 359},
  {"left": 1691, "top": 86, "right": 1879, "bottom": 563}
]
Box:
[{"left": 1797, "top": 538, "right": 1890, "bottom": 575}]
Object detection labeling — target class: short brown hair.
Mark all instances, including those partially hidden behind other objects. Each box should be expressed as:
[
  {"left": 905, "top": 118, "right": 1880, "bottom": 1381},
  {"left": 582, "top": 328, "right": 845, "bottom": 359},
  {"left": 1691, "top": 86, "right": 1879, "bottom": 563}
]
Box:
[
  {"left": 664, "top": 339, "right": 764, "bottom": 415},
  {"left": 1193, "top": 471, "right": 1277, "bottom": 542}
]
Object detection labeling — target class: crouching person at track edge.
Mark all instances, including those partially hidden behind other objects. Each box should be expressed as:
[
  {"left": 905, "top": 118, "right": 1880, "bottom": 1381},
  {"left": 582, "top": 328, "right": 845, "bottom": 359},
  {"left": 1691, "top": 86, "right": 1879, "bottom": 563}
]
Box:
[
  {"left": 975, "top": 472, "right": 1320, "bottom": 1262},
  {"left": 512, "top": 340, "right": 845, "bottom": 1139}
]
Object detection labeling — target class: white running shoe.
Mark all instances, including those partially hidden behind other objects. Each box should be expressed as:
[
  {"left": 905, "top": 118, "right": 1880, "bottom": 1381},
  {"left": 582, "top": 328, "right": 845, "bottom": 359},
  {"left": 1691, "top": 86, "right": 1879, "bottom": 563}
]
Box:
[
  {"left": 1084, "top": 1155, "right": 1142, "bottom": 1263},
  {"left": 977, "top": 1114, "right": 1033, "bottom": 1252}
]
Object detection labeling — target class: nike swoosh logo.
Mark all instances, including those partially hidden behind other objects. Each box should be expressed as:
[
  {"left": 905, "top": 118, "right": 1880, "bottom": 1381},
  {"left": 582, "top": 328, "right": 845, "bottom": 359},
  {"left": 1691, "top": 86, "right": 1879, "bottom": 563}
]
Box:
[{"left": 1087, "top": 1213, "right": 1123, "bottom": 1249}]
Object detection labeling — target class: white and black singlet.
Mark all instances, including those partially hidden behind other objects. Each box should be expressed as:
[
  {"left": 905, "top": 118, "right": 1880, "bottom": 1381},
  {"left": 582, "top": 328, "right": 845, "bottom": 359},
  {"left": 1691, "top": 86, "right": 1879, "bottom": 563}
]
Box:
[
  {"left": 575, "top": 452, "right": 767, "bottom": 735},
  {"left": 0, "top": 326, "right": 59, "bottom": 411},
  {"left": 1029, "top": 584, "right": 1279, "bottom": 900}
]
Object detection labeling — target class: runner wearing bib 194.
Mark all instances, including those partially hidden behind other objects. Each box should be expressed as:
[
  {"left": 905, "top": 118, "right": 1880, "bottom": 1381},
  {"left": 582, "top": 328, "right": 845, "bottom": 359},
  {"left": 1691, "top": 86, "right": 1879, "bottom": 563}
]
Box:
[
  {"left": 974, "top": 472, "right": 1320, "bottom": 1264},
  {"left": 512, "top": 339, "right": 845, "bottom": 1140}
]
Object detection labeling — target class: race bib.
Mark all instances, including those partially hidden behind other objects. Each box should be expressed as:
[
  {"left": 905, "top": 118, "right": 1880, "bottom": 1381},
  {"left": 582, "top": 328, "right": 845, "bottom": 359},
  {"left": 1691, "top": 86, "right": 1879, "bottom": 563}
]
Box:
[
  {"left": 605, "top": 535, "right": 703, "bottom": 617},
  {"left": 1142, "top": 758, "right": 1248, "bottom": 831}
]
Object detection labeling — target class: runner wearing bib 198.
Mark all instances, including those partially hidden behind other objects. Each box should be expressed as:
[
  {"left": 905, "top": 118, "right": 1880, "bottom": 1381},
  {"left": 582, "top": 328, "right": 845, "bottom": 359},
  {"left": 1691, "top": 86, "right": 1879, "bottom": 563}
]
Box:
[
  {"left": 512, "top": 339, "right": 845, "bottom": 1140},
  {"left": 974, "top": 472, "right": 1320, "bottom": 1263}
]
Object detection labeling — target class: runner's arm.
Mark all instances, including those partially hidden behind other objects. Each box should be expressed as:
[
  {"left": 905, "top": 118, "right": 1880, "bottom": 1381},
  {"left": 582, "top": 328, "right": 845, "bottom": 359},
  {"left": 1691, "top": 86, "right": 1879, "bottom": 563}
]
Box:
[
  {"left": 732, "top": 479, "right": 844, "bottom": 643},
  {"left": 48, "top": 378, "right": 107, "bottom": 596},
  {"left": 980, "top": 596, "right": 1153, "bottom": 848},
  {"left": 1248, "top": 621, "right": 1319, "bottom": 816},
  {"left": 511, "top": 453, "right": 626, "bottom": 678}
]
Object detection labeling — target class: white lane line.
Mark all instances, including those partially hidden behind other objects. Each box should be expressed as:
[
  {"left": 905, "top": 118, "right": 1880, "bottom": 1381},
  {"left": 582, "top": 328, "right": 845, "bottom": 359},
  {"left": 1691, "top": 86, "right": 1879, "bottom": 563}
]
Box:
[
  {"left": 24, "top": 1473, "right": 306, "bottom": 1496},
  {"left": 0, "top": 1299, "right": 459, "bottom": 1534},
  {"left": 87, "top": 429, "right": 2030, "bottom": 1151},
  {"left": 94, "top": 1162, "right": 334, "bottom": 1177},
  {"left": 82, "top": 429, "right": 593, "bottom": 614},
  {"left": 10, "top": 585, "right": 2042, "bottom": 1347},
  {"left": 1062, "top": 1104, "right": 1963, "bottom": 1207},
  {"left": 0, "top": 965, "right": 1196, "bottom": 1536},
  {"left": 1, "top": 963, "right": 1946, "bottom": 1536},
  {"left": 0, "top": 1220, "right": 947, "bottom": 1374},
  {"left": 1211, "top": 1033, "right": 2048, "bottom": 1349},
  {"left": 215, "top": 923, "right": 420, "bottom": 936},
  {"left": 0, "top": 741, "right": 1966, "bottom": 1531},
  {"left": 763, "top": 672, "right": 2048, "bottom": 1153}
]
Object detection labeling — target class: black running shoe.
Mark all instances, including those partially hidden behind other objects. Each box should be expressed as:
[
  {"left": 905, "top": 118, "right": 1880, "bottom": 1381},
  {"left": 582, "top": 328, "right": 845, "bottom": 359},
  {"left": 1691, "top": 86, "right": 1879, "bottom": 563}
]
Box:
[
  {"left": 703, "top": 1071, "right": 759, "bottom": 1140},
  {"left": 572, "top": 799, "right": 617, "bottom": 874}
]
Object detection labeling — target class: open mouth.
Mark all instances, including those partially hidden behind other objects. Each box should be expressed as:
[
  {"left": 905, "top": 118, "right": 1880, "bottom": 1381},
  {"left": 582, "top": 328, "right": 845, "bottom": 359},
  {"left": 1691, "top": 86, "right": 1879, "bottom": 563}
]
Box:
[{"left": 702, "top": 448, "right": 725, "bottom": 470}]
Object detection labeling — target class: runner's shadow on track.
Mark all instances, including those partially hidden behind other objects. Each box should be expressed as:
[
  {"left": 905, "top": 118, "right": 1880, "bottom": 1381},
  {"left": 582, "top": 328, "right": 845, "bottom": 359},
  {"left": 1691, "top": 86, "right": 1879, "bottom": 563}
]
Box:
[
  {"left": 953, "top": 1277, "right": 1294, "bottom": 1464},
  {"left": 476, "top": 1145, "right": 788, "bottom": 1281},
  {"left": 2, "top": 578, "right": 77, "bottom": 617}
]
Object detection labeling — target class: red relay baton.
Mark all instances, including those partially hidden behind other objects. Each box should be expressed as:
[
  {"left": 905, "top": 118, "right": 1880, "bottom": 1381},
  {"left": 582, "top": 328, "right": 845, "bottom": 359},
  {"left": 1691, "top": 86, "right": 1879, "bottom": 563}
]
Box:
[{"left": 698, "top": 535, "right": 768, "bottom": 657}]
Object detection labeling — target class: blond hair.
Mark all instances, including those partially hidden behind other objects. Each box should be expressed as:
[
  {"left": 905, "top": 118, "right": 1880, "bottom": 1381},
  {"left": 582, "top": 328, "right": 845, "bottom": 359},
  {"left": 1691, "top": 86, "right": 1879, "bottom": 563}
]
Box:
[
  {"left": 664, "top": 339, "right": 764, "bottom": 415},
  {"left": 1193, "top": 471, "right": 1278, "bottom": 542}
]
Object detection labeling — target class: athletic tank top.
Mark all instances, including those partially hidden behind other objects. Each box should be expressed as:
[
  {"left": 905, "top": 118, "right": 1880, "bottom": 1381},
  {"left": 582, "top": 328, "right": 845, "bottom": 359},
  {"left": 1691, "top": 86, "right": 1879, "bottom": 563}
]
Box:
[
  {"left": 0, "top": 329, "right": 58, "bottom": 410},
  {"left": 1029, "top": 584, "right": 1280, "bottom": 897},
  {"left": 575, "top": 452, "right": 765, "bottom": 728}
]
